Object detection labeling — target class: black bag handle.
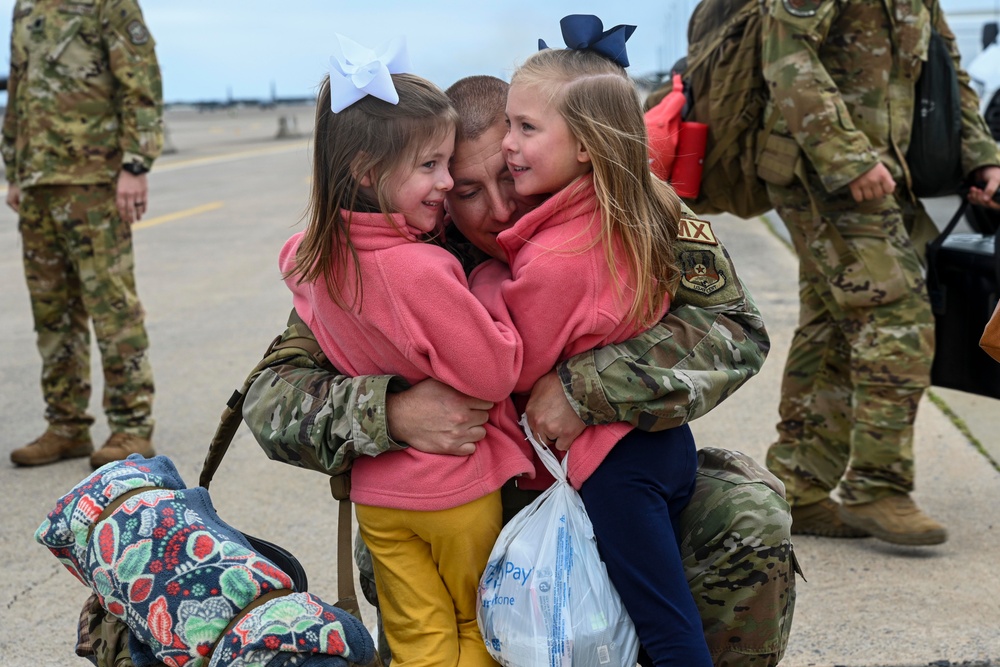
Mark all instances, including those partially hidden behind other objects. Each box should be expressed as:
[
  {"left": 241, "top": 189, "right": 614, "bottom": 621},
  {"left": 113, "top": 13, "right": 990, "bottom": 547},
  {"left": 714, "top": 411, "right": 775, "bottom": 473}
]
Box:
[{"left": 927, "top": 188, "right": 1000, "bottom": 316}]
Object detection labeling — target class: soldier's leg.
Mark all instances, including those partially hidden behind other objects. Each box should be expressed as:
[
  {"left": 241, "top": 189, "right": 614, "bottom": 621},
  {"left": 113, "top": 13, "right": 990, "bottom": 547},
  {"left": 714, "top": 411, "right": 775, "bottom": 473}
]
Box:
[
  {"left": 766, "top": 184, "right": 853, "bottom": 507},
  {"left": 803, "top": 191, "right": 932, "bottom": 503},
  {"left": 63, "top": 185, "right": 155, "bottom": 439},
  {"left": 19, "top": 187, "right": 95, "bottom": 441},
  {"left": 768, "top": 268, "right": 853, "bottom": 505},
  {"left": 786, "top": 180, "right": 941, "bottom": 544},
  {"left": 838, "top": 299, "right": 931, "bottom": 502},
  {"left": 679, "top": 448, "right": 797, "bottom": 667}
]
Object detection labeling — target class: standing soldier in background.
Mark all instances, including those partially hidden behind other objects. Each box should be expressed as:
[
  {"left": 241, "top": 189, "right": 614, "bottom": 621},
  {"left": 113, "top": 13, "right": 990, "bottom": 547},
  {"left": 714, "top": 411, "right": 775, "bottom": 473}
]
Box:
[
  {"left": 3, "top": 0, "right": 163, "bottom": 468},
  {"left": 760, "top": 0, "right": 1000, "bottom": 545}
]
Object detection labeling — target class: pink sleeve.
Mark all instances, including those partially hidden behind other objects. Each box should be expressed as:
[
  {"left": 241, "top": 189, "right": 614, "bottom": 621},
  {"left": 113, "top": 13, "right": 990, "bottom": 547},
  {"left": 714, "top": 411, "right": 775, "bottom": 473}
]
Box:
[{"left": 489, "top": 253, "right": 618, "bottom": 395}]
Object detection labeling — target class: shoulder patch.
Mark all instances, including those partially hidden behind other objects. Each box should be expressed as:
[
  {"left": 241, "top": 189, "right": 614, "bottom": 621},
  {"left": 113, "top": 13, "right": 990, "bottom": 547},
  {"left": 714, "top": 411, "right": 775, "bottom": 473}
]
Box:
[
  {"left": 677, "top": 217, "right": 718, "bottom": 245},
  {"left": 679, "top": 249, "right": 727, "bottom": 296},
  {"left": 782, "top": 0, "right": 824, "bottom": 17},
  {"left": 126, "top": 20, "right": 149, "bottom": 45}
]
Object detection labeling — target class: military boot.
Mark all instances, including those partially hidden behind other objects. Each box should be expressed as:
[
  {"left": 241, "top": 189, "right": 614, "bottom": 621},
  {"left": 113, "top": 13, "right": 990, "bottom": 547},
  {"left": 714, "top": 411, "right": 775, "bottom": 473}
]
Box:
[
  {"left": 838, "top": 494, "right": 947, "bottom": 546},
  {"left": 11, "top": 432, "right": 93, "bottom": 466},
  {"left": 89, "top": 432, "right": 155, "bottom": 469},
  {"left": 791, "top": 498, "right": 869, "bottom": 538}
]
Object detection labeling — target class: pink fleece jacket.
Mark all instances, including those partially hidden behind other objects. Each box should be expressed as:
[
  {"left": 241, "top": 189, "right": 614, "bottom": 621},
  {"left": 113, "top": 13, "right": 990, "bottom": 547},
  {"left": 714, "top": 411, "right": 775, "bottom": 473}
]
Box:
[
  {"left": 469, "top": 176, "right": 670, "bottom": 489},
  {"left": 280, "top": 211, "right": 533, "bottom": 511}
]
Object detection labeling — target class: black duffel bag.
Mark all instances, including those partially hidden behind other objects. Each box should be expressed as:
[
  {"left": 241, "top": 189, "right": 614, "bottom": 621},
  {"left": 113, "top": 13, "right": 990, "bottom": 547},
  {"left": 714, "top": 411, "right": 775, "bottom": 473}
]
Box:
[{"left": 927, "top": 199, "right": 1000, "bottom": 398}]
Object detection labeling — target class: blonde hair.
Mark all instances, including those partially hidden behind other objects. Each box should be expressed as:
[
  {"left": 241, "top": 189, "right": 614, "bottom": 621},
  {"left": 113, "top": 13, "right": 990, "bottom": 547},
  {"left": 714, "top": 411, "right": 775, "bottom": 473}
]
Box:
[
  {"left": 287, "top": 73, "right": 458, "bottom": 309},
  {"left": 511, "top": 48, "right": 680, "bottom": 326}
]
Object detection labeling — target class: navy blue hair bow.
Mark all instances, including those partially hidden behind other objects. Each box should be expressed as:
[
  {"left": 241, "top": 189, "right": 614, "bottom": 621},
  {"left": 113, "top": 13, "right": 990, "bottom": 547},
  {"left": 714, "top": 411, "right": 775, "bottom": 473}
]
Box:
[{"left": 538, "top": 14, "right": 637, "bottom": 68}]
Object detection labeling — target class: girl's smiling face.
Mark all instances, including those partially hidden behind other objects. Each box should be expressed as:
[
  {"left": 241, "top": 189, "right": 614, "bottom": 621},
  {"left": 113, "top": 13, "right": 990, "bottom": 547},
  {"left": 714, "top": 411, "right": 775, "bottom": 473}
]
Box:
[
  {"left": 502, "top": 83, "right": 591, "bottom": 197},
  {"left": 374, "top": 130, "right": 456, "bottom": 234}
]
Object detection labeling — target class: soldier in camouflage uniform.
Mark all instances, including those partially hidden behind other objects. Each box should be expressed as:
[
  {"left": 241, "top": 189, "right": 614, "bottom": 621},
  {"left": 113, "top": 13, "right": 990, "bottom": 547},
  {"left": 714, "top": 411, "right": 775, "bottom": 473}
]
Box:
[
  {"left": 237, "top": 75, "right": 796, "bottom": 667},
  {"left": 760, "top": 0, "right": 1000, "bottom": 545},
  {"left": 73, "top": 75, "right": 795, "bottom": 667},
  {"left": 3, "top": 0, "right": 163, "bottom": 469}
]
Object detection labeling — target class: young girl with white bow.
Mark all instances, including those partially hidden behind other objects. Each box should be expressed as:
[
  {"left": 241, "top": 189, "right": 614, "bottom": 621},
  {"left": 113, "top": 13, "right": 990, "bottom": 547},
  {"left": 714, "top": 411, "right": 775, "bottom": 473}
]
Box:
[{"left": 280, "top": 37, "right": 531, "bottom": 666}]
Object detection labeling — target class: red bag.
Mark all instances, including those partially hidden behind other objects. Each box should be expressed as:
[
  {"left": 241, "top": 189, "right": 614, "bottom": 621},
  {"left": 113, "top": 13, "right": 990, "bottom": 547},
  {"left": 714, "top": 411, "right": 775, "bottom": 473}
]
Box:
[
  {"left": 645, "top": 73, "right": 686, "bottom": 182},
  {"left": 670, "top": 121, "right": 708, "bottom": 199},
  {"left": 644, "top": 74, "right": 707, "bottom": 198}
]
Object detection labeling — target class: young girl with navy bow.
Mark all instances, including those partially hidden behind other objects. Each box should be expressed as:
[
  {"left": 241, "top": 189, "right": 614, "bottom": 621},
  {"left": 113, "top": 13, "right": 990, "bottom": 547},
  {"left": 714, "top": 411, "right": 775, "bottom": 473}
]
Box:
[
  {"left": 280, "top": 36, "right": 531, "bottom": 667},
  {"left": 469, "top": 16, "right": 714, "bottom": 667}
]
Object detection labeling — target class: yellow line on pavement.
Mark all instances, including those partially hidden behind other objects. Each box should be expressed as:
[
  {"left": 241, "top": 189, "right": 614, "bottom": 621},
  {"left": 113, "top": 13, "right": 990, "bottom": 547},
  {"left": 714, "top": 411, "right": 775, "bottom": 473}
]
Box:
[
  {"left": 0, "top": 141, "right": 310, "bottom": 198},
  {"left": 133, "top": 201, "right": 224, "bottom": 230},
  {"left": 155, "top": 140, "right": 310, "bottom": 173}
]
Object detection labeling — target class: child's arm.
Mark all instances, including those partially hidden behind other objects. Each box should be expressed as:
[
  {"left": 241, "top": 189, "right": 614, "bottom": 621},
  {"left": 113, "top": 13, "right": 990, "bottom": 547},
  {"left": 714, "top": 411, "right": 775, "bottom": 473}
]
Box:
[
  {"left": 379, "top": 244, "right": 523, "bottom": 403},
  {"left": 471, "top": 251, "right": 618, "bottom": 395}
]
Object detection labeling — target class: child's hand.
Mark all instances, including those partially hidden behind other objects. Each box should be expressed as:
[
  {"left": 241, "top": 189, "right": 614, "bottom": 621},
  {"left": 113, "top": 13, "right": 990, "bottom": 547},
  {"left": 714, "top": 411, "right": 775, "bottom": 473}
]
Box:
[{"left": 525, "top": 371, "right": 585, "bottom": 451}]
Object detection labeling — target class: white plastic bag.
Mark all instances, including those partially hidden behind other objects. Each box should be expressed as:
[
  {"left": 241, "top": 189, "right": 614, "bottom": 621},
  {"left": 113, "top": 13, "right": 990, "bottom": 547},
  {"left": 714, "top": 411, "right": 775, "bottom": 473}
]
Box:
[{"left": 477, "top": 416, "right": 639, "bottom": 667}]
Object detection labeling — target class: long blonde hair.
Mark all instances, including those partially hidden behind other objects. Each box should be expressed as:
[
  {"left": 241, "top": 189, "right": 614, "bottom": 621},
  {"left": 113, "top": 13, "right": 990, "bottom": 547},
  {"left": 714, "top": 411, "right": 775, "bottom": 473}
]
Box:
[
  {"left": 286, "top": 73, "right": 458, "bottom": 309},
  {"left": 511, "top": 48, "right": 680, "bottom": 326}
]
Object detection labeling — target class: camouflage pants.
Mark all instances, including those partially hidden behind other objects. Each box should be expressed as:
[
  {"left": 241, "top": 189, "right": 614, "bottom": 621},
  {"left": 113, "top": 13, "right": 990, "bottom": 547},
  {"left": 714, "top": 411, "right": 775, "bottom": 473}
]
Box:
[
  {"left": 765, "top": 173, "right": 936, "bottom": 507},
  {"left": 19, "top": 185, "right": 154, "bottom": 440}
]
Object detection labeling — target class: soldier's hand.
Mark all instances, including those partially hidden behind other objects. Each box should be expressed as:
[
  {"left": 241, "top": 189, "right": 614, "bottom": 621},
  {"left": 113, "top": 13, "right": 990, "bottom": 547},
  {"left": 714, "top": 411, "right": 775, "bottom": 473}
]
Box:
[
  {"left": 116, "top": 171, "right": 149, "bottom": 224},
  {"left": 385, "top": 378, "right": 491, "bottom": 456},
  {"left": 525, "top": 370, "right": 585, "bottom": 452},
  {"left": 848, "top": 162, "right": 896, "bottom": 202},
  {"left": 968, "top": 165, "right": 1000, "bottom": 209},
  {"left": 6, "top": 184, "right": 20, "bottom": 213}
]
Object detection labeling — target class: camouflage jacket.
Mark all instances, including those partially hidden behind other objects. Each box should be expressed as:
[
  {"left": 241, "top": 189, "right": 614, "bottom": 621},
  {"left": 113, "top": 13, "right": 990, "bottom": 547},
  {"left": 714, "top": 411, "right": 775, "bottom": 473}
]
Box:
[
  {"left": 243, "top": 208, "right": 770, "bottom": 478},
  {"left": 762, "top": 0, "right": 1000, "bottom": 193},
  {"left": 2, "top": 0, "right": 164, "bottom": 187}
]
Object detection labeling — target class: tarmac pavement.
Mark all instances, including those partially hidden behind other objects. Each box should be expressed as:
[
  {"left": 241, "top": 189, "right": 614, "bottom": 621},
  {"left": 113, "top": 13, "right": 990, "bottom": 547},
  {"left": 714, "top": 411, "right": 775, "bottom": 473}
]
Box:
[{"left": 0, "top": 104, "right": 998, "bottom": 666}]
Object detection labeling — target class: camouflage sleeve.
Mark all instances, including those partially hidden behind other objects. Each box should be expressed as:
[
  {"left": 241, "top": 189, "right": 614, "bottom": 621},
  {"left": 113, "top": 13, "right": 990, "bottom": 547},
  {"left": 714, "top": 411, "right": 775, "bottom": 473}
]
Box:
[
  {"left": 680, "top": 447, "right": 798, "bottom": 666},
  {"left": 761, "top": 0, "right": 880, "bottom": 192},
  {"left": 934, "top": 5, "right": 1000, "bottom": 174},
  {"left": 242, "top": 326, "right": 409, "bottom": 477},
  {"left": 557, "top": 213, "right": 769, "bottom": 431},
  {"left": 102, "top": 0, "right": 163, "bottom": 169},
  {"left": 76, "top": 593, "right": 167, "bottom": 667},
  {"left": 2, "top": 3, "right": 24, "bottom": 183}
]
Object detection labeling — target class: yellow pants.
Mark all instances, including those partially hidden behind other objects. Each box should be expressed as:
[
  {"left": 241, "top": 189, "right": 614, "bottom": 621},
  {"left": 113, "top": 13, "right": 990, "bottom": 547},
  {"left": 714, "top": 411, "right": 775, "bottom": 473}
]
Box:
[{"left": 355, "top": 491, "right": 502, "bottom": 667}]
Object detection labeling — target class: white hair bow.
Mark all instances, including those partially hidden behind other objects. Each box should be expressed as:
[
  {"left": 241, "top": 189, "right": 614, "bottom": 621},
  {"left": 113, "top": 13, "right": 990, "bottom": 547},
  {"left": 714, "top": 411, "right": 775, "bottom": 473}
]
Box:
[{"left": 328, "top": 34, "right": 412, "bottom": 113}]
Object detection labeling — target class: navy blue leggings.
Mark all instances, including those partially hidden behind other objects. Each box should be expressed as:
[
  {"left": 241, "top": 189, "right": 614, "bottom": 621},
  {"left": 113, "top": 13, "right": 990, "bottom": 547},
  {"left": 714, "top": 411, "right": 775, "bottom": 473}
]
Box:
[{"left": 579, "top": 425, "right": 712, "bottom": 667}]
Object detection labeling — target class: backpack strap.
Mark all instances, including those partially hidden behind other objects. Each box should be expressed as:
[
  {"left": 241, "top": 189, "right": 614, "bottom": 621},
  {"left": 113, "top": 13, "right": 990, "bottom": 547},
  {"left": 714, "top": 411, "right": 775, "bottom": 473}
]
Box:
[
  {"left": 199, "top": 309, "right": 327, "bottom": 490},
  {"left": 926, "top": 196, "right": 972, "bottom": 316},
  {"left": 197, "top": 310, "right": 362, "bottom": 621},
  {"left": 335, "top": 496, "right": 360, "bottom": 617}
]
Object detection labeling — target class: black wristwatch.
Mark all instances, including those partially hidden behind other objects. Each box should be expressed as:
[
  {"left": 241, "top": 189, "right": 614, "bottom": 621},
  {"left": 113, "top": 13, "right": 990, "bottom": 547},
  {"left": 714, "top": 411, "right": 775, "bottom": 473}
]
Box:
[{"left": 122, "top": 161, "right": 149, "bottom": 176}]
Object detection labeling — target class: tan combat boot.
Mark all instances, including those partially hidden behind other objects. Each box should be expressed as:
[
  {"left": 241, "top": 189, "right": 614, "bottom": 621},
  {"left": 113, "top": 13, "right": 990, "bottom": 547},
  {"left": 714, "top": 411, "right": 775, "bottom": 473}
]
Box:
[
  {"left": 89, "top": 432, "right": 155, "bottom": 469},
  {"left": 10, "top": 432, "right": 93, "bottom": 466},
  {"left": 791, "top": 498, "right": 869, "bottom": 538},
  {"left": 838, "top": 494, "right": 947, "bottom": 546}
]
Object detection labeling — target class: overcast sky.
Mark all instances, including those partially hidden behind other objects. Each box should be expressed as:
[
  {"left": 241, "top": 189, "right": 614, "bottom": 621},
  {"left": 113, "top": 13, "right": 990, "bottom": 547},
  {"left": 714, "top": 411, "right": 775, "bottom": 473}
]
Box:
[
  {"left": 0, "top": 1, "right": 696, "bottom": 103},
  {"left": 1, "top": 1, "right": 997, "bottom": 104}
]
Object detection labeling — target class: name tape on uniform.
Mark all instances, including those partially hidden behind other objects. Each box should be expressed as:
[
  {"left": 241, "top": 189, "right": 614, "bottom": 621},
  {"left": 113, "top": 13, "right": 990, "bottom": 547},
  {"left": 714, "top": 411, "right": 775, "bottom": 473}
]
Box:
[{"left": 677, "top": 218, "right": 718, "bottom": 245}]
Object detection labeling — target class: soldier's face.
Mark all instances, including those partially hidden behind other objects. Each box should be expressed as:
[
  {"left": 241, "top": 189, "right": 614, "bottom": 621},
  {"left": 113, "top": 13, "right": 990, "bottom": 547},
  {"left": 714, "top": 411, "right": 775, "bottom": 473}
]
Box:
[{"left": 446, "top": 122, "right": 542, "bottom": 261}]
